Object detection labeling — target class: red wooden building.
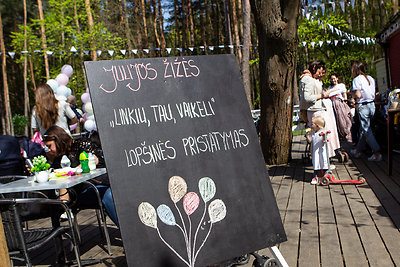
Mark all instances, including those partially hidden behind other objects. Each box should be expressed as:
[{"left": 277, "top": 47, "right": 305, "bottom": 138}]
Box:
[{"left": 376, "top": 12, "right": 400, "bottom": 89}]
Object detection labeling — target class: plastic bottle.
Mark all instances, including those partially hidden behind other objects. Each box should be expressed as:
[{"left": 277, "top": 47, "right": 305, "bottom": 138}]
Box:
[
  {"left": 79, "top": 152, "right": 90, "bottom": 173},
  {"left": 88, "top": 153, "right": 96, "bottom": 171}
]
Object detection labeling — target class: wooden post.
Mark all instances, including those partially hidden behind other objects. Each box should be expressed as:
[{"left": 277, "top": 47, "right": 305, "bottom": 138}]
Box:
[{"left": 0, "top": 215, "right": 11, "bottom": 267}]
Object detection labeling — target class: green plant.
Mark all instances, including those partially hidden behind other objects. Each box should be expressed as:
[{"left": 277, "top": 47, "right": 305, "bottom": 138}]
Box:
[
  {"left": 31, "top": 156, "right": 51, "bottom": 172},
  {"left": 12, "top": 114, "right": 28, "bottom": 136}
]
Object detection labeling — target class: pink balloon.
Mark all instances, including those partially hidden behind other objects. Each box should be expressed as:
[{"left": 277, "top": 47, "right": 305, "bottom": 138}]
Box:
[
  {"left": 61, "top": 64, "right": 73, "bottom": 78},
  {"left": 183, "top": 192, "right": 200, "bottom": 216},
  {"left": 82, "top": 103, "right": 86, "bottom": 113},
  {"left": 81, "top": 92, "right": 91, "bottom": 103},
  {"left": 69, "top": 123, "right": 78, "bottom": 131},
  {"left": 56, "top": 73, "right": 69, "bottom": 86}
]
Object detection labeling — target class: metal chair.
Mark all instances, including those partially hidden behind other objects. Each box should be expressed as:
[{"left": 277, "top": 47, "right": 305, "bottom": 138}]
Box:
[{"left": 0, "top": 197, "right": 82, "bottom": 267}]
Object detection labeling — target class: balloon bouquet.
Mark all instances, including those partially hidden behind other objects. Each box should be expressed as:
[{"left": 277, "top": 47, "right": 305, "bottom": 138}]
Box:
[
  {"left": 46, "top": 64, "right": 96, "bottom": 132},
  {"left": 138, "top": 176, "right": 226, "bottom": 267}
]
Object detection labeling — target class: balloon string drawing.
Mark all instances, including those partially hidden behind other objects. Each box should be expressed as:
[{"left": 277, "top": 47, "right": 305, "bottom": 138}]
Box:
[{"left": 138, "top": 176, "right": 226, "bottom": 267}]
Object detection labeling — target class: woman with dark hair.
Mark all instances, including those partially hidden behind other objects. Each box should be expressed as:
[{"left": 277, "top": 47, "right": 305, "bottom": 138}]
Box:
[
  {"left": 44, "top": 125, "right": 118, "bottom": 226},
  {"left": 299, "top": 60, "right": 340, "bottom": 160},
  {"left": 31, "top": 84, "right": 77, "bottom": 137},
  {"left": 350, "top": 61, "right": 382, "bottom": 161},
  {"left": 327, "top": 73, "right": 353, "bottom": 143}
]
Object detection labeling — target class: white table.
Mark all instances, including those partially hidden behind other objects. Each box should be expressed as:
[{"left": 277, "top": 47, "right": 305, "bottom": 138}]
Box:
[{"left": 0, "top": 168, "right": 107, "bottom": 194}]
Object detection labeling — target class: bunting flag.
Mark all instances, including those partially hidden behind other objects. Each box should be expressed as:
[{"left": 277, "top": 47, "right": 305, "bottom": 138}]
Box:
[
  {"left": 339, "top": 0, "right": 345, "bottom": 12},
  {"left": 132, "top": 49, "right": 138, "bottom": 54},
  {"left": 108, "top": 50, "right": 114, "bottom": 56},
  {"left": 218, "top": 45, "right": 224, "bottom": 48},
  {"left": 189, "top": 47, "right": 194, "bottom": 52},
  {"left": 96, "top": 50, "right": 102, "bottom": 57},
  {"left": 199, "top": 46, "right": 205, "bottom": 50},
  {"left": 330, "top": 2, "right": 335, "bottom": 13},
  {"left": 46, "top": 51, "right": 53, "bottom": 55},
  {"left": 166, "top": 48, "right": 172, "bottom": 54},
  {"left": 70, "top": 46, "right": 77, "bottom": 53},
  {"left": 120, "top": 49, "right": 126, "bottom": 55},
  {"left": 209, "top": 46, "right": 214, "bottom": 51},
  {"left": 21, "top": 51, "right": 28, "bottom": 54},
  {"left": 8, "top": 52, "right": 15, "bottom": 59},
  {"left": 320, "top": 3, "right": 325, "bottom": 15},
  {"left": 143, "top": 49, "right": 149, "bottom": 54},
  {"left": 83, "top": 50, "right": 90, "bottom": 55},
  {"left": 351, "top": 0, "right": 355, "bottom": 8}
]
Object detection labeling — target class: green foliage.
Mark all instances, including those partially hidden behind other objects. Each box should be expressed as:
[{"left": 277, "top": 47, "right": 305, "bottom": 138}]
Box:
[
  {"left": 31, "top": 156, "right": 51, "bottom": 172},
  {"left": 297, "top": 13, "right": 381, "bottom": 89},
  {"left": 12, "top": 114, "right": 28, "bottom": 136}
]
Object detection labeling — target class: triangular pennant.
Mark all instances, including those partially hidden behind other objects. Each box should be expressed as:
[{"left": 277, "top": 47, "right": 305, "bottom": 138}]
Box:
[
  {"left": 326, "top": 40, "right": 331, "bottom": 45},
  {"left": 132, "top": 49, "right": 138, "bottom": 54},
  {"left": 342, "top": 39, "right": 347, "bottom": 45},
  {"left": 96, "top": 50, "right": 102, "bottom": 56},
  {"left": 120, "top": 50, "right": 126, "bottom": 55},
  {"left": 209, "top": 46, "right": 214, "bottom": 51},
  {"left": 21, "top": 51, "right": 28, "bottom": 54},
  {"left": 177, "top": 48, "right": 182, "bottom": 52},
  {"left": 70, "top": 46, "right": 77, "bottom": 53},
  {"left": 0, "top": 52, "right": 2, "bottom": 56},
  {"left": 351, "top": 0, "right": 355, "bottom": 8},
  {"left": 306, "top": 12, "right": 311, "bottom": 20},
  {"left": 189, "top": 47, "right": 194, "bottom": 52},
  {"left": 302, "top": 41, "right": 307, "bottom": 47},
  {"left": 330, "top": 2, "right": 335, "bottom": 12},
  {"left": 310, "top": 41, "right": 315, "bottom": 47},
  {"left": 84, "top": 50, "right": 90, "bottom": 55},
  {"left": 108, "top": 50, "right": 114, "bottom": 56},
  {"left": 339, "top": 0, "right": 345, "bottom": 12},
  {"left": 334, "top": 40, "right": 339, "bottom": 46},
  {"left": 365, "top": 0, "right": 368, "bottom": 5},
  {"left": 166, "top": 48, "right": 172, "bottom": 54},
  {"left": 319, "top": 41, "right": 324, "bottom": 47},
  {"left": 143, "top": 49, "right": 149, "bottom": 54},
  {"left": 46, "top": 51, "right": 53, "bottom": 55},
  {"left": 218, "top": 45, "right": 224, "bottom": 48},
  {"left": 34, "top": 50, "right": 41, "bottom": 53},
  {"left": 320, "top": 3, "right": 325, "bottom": 15},
  {"left": 199, "top": 46, "right": 205, "bottom": 50},
  {"left": 228, "top": 45, "right": 234, "bottom": 49},
  {"left": 8, "top": 52, "right": 15, "bottom": 59}
]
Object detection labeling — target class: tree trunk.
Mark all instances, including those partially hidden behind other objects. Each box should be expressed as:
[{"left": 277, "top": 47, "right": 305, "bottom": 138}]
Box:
[
  {"left": 74, "top": 1, "right": 88, "bottom": 86},
  {"left": 174, "top": 0, "right": 181, "bottom": 50},
  {"left": 158, "top": 0, "right": 166, "bottom": 55},
  {"left": 224, "top": 0, "right": 233, "bottom": 53},
  {"left": 37, "top": 0, "right": 50, "bottom": 80},
  {"left": 23, "top": 0, "right": 30, "bottom": 136},
  {"left": 188, "top": 0, "right": 195, "bottom": 47},
  {"left": 379, "top": 0, "right": 386, "bottom": 28},
  {"left": 122, "top": 0, "right": 136, "bottom": 51},
  {"left": 152, "top": 0, "right": 161, "bottom": 49},
  {"left": 85, "top": 0, "right": 97, "bottom": 60},
  {"left": 251, "top": 0, "right": 299, "bottom": 164},
  {"left": 0, "top": 13, "right": 13, "bottom": 135},
  {"left": 241, "top": 0, "right": 251, "bottom": 108},
  {"left": 231, "top": 0, "right": 242, "bottom": 62},
  {"left": 394, "top": 0, "right": 399, "bottom": 14},
  {"left": 141, "top": 0, "right": 149, "bottom": 48},
  {"left": 200, "top": 0, "right": 207, "bottom": 51},
  {"left": 136, "top": 0, "right": 143, "bottom": 53}
]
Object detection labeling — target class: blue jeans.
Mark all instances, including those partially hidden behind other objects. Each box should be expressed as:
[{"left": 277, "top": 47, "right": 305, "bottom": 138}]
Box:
[
  {"left": 78, "top": 185, "right": 119, "bottom": 227},
  {"left": 356, "top": 103, "right": 380, "bottom": 153}
]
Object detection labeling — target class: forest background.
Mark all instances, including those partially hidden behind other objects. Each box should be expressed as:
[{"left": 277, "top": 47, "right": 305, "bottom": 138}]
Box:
[{"left": 0, "top": 0, "right": 398, "bottom": 162}]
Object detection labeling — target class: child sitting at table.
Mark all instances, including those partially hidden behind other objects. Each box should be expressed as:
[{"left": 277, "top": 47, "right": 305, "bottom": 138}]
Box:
[
  {"left": 305, "top": 116, "right": 329, "bottom": 185},
  {"left": 43, "top": 125, "right": 118, "bottom": 226}
]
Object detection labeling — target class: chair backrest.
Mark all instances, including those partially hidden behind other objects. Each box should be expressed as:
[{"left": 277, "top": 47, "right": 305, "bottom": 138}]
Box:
[
  {"left": 0, "top": 199, "right": 26, "bottom": 253},
  {"left": 0, "top": 136, "right": 26, "bottom": 176}
]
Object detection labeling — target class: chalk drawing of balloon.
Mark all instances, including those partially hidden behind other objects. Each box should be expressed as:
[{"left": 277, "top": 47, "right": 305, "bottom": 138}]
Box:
[
  {"left": 157, "top": 204, "right": 176, "bottom": 226},
  {"left": 208, "top": 199, "right": 226, "bottom": 223},
  {"left": 138, "top": 202, "right": 157, "bottom": 228},
  {"left": 198, "top": 177, "right": 216, "bottom": 202},
  {"left": 168, "top": 176, "right": 187, "bottom": 203},
  {"left": 183, "top": 192, "right": 200, "bottom": 216}
]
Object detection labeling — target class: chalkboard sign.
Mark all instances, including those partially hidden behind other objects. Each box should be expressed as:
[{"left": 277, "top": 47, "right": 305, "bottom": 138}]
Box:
[{"left": 84, "top": 54, "right": 286, "bottom": 267}]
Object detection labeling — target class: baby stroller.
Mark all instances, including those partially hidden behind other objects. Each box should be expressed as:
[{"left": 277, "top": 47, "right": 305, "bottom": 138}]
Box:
[
  {"left": 0, "top": 135, "right": 27, "bottom": 176},
  {"left": 318, "top": 131, "right": 365, "bottom": 186}
]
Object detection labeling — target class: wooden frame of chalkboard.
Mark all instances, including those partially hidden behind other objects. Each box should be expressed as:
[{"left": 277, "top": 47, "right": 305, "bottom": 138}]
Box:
[{"left": 84, "top": 54, "right": 286, "bottom": 267}]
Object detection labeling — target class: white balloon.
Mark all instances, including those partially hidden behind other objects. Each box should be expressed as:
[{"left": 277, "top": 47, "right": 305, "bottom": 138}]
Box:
[
  {"left": 87, "top": 114, "right": 95, "bottom": 121},
  {"left": 85, "top": 102, "right": 93, "bottom": 114},
  {"left": 84, "top": 119, "right": 96, "bottom": 132},
  {"left": 55, "top": 95, "right": 67, "bottom": 101},
  {"left": 66, "top": 87, "right": 72, "bottom": 97},
  {"left": 56, "top": 85, "right": 69, "bottom": 97},
  {"left": 76, "top": 108, "right": 83, "bottom": 116},
  {"left": 46, "top": 79, "right": 59, "bottom": 92}
]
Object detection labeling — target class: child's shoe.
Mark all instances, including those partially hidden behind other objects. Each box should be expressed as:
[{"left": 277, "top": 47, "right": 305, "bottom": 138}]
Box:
[{"left": 311, "top": 176, "right": 319, "bottom": 185}]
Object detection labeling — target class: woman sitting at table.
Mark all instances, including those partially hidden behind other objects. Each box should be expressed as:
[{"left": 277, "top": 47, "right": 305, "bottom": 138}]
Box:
[{"left": 43, "top": 125, "right": 118, "bottom": 226}]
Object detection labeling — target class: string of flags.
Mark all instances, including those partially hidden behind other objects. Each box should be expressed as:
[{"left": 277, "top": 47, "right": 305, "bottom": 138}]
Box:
[
  {"left": 0, "top": 44, "right": 253, "bottom": 59},
  {"left": 300, "top": 8, "right": 377, "bottom": 47},
  {"left": 302, "top": 0, "right": 370, "bottom": 14}
]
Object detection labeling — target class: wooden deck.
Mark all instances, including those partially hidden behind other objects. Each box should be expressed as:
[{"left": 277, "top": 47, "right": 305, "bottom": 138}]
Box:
[{"left": 15, "top": 135, "right": 400, "bottom": 266}]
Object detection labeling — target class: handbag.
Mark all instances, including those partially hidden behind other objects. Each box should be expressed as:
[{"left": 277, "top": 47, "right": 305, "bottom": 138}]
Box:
[
  {"left": 31, "top": 131, "right": 44, "bottom": 148},
  {"left": 300, "top": 109, "right": 308, "bottom": 123}
]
